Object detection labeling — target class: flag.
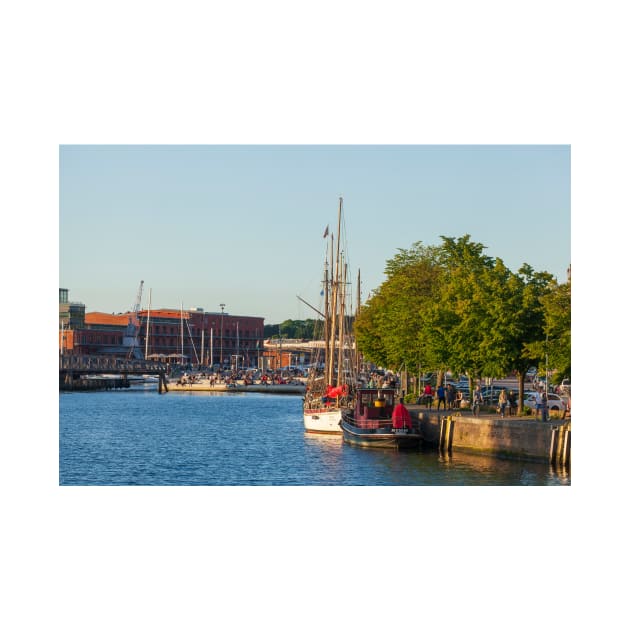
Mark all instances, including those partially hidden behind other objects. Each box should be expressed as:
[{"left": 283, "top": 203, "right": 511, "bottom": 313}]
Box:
[{"left": 322, "top": 225, "right": 329, "bottom": 238}]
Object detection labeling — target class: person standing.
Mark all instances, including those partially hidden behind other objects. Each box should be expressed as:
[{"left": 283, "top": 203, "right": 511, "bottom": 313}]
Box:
[
  {"left": 392, "top": 398, "right": 412, "bottom": 430},
  {"left": 446, "top": 383, "right": 456, "bottom": 410},
  {"left": 534, "top": 390, "right": 543, "bottom": 419},
  {"left": 455, "top": 390, "right": 464, "bottom": 408},
  {"left": 498, "top": 389, "right": 508, "bottom": 418},
  {"left": 508, "top": 390, "right": 517, "bottom": 416},
  {"left": 472, "top": 385, "right": 483, "bottom": 417},
  {"left": 423, "top": 383, "right": 433, "bottom": 408},
  {"left": 436, "top": 383, "right": 447, "bottom": 411}
]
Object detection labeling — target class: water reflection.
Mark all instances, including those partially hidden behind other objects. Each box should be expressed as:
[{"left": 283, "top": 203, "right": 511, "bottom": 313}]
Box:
[
  {"left": 303, "top": 433, "right": 343, "bottom": 452},
  {"left": 431, "top": 449, "right": 570, "bottom": 486},
  {"left": 302, "top": 433, "right": 345, "bottom": 484}
]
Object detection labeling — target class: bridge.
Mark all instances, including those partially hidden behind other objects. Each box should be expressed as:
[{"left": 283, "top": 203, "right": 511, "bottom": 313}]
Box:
[{"left": 59, "top": 355, "right": 169, "bottom": 393}]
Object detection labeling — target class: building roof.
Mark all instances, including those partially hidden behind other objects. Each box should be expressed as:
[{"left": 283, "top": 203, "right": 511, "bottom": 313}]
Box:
[
  {"left": 138, "top": 309, "right": 189, "bottom": 320},
  {"left": 85, "top": 312, "right": 130, "bottom": 326}
]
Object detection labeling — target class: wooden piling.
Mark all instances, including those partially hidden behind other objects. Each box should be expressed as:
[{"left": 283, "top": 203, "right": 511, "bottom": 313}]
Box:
[
  {"left": 439, "top": 416, "right": 454, "bottom": 454},
  {"left": 158, "top": 373, "right": 169, "bottom": 394},
  {"left": 549, "top": 427, "right": 559, "bottom": 464},
  {"left": 439, "top": 416, "right": 446, "bottom": 452},
  {"left": 562, "top": 427, "right": 571, "bottom": 466}
]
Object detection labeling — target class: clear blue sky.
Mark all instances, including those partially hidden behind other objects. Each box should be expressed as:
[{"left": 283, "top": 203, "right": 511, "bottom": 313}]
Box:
[{"left": 60, "top": 145, "right": 570, "bottom": 323}]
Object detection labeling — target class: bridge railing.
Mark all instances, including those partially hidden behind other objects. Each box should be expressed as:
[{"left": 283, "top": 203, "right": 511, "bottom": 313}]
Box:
[{"left": 59, "top": 355, "right": 167, "bottom": 373}]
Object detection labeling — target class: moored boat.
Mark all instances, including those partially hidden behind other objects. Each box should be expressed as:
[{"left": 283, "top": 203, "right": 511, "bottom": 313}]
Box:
[
  {"left": 302, "top": 197, "right": 357, "bottom": 434},
  {"left": 167, "top": 376, "right": 305, "bottom": 394},
  {"left": 340, "top": 387, "right": 422, "bottom": 449}
]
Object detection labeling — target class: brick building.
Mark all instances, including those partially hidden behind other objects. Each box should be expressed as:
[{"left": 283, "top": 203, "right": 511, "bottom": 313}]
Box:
[
  {"left": 59, "top": 291, "right": 265, "bottom": 368},
  {"left": 138, "top": 308, "right": 264, "bottom": 368}
]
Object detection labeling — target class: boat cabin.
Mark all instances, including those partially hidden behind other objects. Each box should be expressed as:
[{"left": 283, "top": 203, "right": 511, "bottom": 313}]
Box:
[{"left": 354, "top": 387, "right": 396, "bottom": 421}]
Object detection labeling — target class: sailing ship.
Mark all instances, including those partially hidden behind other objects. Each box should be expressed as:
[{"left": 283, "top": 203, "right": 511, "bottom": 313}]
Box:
[{"left": 302, "top": 197, "right": 357, "bottom": 434}]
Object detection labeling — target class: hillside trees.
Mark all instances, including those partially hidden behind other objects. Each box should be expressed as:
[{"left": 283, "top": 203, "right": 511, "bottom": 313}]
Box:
[{"left": 264, "top": 319, "right": 318, "bottom": 339}]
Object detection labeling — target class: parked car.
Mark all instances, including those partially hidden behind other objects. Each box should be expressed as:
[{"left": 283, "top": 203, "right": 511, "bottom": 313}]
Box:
[
  {"left": 559, "top": 379, "right": 571, "bottom": 394},
  {"left": 522, "top": 392, "right": 566, "bottom": 412}
]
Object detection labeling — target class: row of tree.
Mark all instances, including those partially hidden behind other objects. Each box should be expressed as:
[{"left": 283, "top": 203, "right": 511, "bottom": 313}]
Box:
[
  {"left": 263, "top": 320, "right": 318, "bottom": 340},
  {"left": 353, "top": 235, "right": 570, "bottom": 408}
]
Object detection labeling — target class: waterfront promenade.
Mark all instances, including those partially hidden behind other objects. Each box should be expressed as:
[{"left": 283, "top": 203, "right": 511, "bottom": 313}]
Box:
[{"left": 407, "top": 404, "right": 571, "bottom": 466}]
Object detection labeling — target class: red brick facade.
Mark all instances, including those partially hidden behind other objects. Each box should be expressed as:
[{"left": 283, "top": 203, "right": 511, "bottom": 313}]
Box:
[{"left": 60, "top": 308, "right": 265, "bottom": 368}]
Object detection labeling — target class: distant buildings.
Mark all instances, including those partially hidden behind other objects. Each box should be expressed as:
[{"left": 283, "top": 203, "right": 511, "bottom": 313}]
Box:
[
  {"left": 59, "top": 288, "right": 85, "bottom": 329},
  {"left": 59, "top": 288, "right": 265, "bottom": 369}
]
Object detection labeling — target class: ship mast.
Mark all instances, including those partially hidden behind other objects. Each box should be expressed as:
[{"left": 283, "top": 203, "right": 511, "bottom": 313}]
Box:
[
  {"left": 336, "top": 259, "right": 347, "bottom": 387},
  {"left": 327, "top": 197, "right": 343, "bottom": 386},
  {"left": 323, "top": 260, "right": 329, "bottom": 385},
  {"left": 355, "top": 268, "right": 361, "bottom": 377}
]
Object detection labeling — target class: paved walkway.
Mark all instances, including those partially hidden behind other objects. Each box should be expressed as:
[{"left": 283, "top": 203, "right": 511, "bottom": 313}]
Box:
[{"left": 406, "top": 404, "right": 569, "bottom": 423}]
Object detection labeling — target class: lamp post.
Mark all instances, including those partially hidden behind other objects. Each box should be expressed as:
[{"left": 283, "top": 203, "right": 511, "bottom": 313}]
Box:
[
  {"left": 543, "top": 330, "right": 550, "bottom": 422},
  {"left": 220, "top": 303, "right": 225, "bottom": 368},
  {"left": 278, "top": 325, "right": 282, "bottom": 372}
]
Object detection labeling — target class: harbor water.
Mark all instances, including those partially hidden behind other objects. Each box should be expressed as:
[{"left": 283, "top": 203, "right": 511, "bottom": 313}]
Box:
[{"left": 59, "top": 387, "right": 570, "bottom": 485}]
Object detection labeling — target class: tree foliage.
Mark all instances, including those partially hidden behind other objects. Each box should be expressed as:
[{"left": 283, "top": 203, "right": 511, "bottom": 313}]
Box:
[
  {"left": 354, "top": 234, "right": 569, "bottom": 406},
  {"left": 264, "top": 319, "right": 318, "bottom": 339},
  {"left": 523, "top": 277, "right": 571, "bottom": 383},
  {"left": 355, "top": 242, "right": 441, "bottom": 370}
]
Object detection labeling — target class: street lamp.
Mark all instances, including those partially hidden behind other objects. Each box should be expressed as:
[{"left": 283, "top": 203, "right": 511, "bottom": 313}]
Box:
[
  {"left": 220, "top": 304, "right": 225, "bottom": 368},
  {"left": 543, "top": 330, "right": 550, "bottom": 422}
]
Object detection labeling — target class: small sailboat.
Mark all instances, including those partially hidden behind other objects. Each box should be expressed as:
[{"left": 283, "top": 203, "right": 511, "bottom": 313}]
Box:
[{"left": 302, "top": 197, "right": 356, "bottom": 434}]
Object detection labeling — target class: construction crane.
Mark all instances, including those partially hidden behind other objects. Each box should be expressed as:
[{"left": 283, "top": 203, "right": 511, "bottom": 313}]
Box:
[
  {"left": 130, "top": 280, "right": 144, "bottom": 325},
  {"left": 124, "top": 280, "right": 144, "bottom": 359}
]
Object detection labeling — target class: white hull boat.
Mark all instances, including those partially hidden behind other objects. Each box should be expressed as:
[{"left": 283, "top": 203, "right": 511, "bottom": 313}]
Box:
[{"left": 303, "top": 407, "right": 343, "bottom": 434}]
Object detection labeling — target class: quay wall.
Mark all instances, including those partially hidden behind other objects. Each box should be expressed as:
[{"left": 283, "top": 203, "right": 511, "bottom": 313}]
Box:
[{"left": 409, "top": 408, "right": 571, "bottom": 465}]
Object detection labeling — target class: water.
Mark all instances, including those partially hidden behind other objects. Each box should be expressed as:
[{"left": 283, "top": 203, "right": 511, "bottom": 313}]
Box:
[{"left": 59, "top": 388, "right": 570, "bottom": 485}]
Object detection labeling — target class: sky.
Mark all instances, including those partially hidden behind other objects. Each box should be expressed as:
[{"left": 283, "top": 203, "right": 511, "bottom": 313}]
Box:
[{"left": 59, "top": 144, "right": 570, "bottom": 323}]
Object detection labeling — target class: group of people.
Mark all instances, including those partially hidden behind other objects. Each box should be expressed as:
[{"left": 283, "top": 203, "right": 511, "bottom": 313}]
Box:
[
  {"left": 420, "top": 383, "right": 521, "bottom": 418},
  {"left": 420, "top": 383, "right": 465, "bottom": 411},
  {"left": 497, "top": 389, "right": 518, "bottom": 417},
  {"left": 364, "top": 372, "right": 398, "bottom": 390},
  {"left": 473, "top": 386, "right": 518, "bottom": 417}
]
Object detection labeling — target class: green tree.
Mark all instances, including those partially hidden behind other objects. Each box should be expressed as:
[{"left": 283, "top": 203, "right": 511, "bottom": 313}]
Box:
[
  {"left": 523, "top": 276, "right": 570, "bottom": 385},
  {"left": 543, "top": 279, "right": 571, "bottom": 381},
  {"left": 264, "top": 319, "right": 318, "bottom": 339},
  {"left": 432, "top": 235, "right": 498, "bottom": 386},
  {"left": 501, "top": 264, "right": 554, "bottom": 409},
  {"left": 354, "top": 242, "right": 441, "bottom": 372},
  {"left": 354, "top": 234, "right": 567, "bottom": 415}
]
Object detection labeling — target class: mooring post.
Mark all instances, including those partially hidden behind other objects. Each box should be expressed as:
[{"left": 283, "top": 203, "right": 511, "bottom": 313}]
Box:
[
  {"left": 562, "top": 427, "right": 571, "bottom": 466},
  {"left": 158, "top": 373, "right": 168, "bottom": 394},
  {"left": 439, "top": 416, "right": 454, "bottom": 454},
  {"left": 446, "top": 417, "right": 454, "bottom": 453},
  {"left": 549, "top": 427, "right": 558, "bottom": 464}
]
